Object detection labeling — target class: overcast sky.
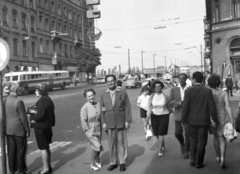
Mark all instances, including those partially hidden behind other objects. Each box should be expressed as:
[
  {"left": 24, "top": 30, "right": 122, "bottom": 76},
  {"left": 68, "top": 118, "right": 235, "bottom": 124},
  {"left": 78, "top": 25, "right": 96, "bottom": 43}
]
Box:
[{"left": 95, "top": 0, "right": 206, "bottom": 72}]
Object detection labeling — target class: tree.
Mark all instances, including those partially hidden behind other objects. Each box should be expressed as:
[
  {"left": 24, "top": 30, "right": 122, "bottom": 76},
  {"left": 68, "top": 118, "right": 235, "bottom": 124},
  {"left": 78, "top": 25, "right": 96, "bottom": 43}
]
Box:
[{"left": 76, "top": 47, "right": 101, "bottom": 82}]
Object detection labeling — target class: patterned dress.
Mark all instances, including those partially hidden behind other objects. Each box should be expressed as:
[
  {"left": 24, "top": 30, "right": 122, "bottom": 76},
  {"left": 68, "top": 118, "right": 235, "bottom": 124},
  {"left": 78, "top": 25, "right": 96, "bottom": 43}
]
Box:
[
  {"left": 211, "top": 89, "right": 228, "bottom": 136},
  {"left": 80, "top": 102, "right": 102, "bottom": 151}
]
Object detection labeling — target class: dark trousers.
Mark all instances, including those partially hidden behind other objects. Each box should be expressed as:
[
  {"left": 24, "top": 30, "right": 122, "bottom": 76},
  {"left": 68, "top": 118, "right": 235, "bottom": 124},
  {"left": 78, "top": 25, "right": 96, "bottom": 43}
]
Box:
[
  {"left": 189, "top": 125, "right": 208, "bottom": 165},
  {"left": 227, "top": 86, "right": 233, "bottom": 96},
  {"left": 6, "top": 135, "right": 27, "bottom": 173},
  {"left": 175, "top": 121, "right": 190, "bottom": 152}
]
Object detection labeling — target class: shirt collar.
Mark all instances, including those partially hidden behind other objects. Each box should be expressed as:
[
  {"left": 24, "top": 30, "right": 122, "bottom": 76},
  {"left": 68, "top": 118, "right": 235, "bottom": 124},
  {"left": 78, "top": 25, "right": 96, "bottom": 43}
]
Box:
[
  {"left": 177, "top": 84, "right": 190, "bottom": 89},
  {"left": 106, "top": 87, "right": 121, "bottom": 93}
]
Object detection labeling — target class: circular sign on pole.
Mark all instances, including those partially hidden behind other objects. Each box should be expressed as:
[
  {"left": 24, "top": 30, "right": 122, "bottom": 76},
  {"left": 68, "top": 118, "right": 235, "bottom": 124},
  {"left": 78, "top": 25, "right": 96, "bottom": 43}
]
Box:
[{"left": 0, "top": 38, "right": 10, "bottom": 71}]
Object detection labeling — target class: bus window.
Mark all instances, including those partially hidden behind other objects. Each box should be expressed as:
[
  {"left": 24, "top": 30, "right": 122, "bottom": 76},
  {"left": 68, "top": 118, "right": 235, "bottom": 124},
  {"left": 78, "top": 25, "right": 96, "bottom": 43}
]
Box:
[
  {"left": 28, "top": 75, "right": 31, "bottom": 79},
  {"left": 12, "top": 76, "right": 18, "bottom": 81},
  {"left": 31, "top": 75, "right": 35, "bottom": 79},
  {"left": 5, "top": 77, "right": 10, "bottom": 82},
  {"left": 39, "top": 74, "right": 42, "bottom": 79},
  {"left": 20, "top": 75, "right": 26, "bottom": 81}
]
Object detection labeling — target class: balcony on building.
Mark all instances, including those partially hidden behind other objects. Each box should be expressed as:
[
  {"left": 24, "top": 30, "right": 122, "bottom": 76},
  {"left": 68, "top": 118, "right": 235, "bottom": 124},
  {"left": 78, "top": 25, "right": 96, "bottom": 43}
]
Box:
[
  {"left": 74, "top": 36, "right": 82, "bottom": 46},
  {"left": 204, "top": 23, "right": 210, "bottom": 33},
  {"left": 52, "top": 51, "right": 63, "bottom": 65},
  {"left": 204, "top": 33, "right": 210, "bottom": 40},
  {"left": 205, "top": 47, "right": 211, "bottom": 55},
  {"left": 51, "top": 31, "right": 62, "bottom": 41}
]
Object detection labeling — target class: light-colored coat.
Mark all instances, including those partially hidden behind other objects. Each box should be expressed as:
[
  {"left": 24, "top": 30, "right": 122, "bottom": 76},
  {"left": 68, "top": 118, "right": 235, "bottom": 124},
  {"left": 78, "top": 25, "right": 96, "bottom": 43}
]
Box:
[
  {"left": 169, "top": 87, "right": 183, "bottom": 121},
  {"left": 100, "top": 88, "right": 132, "bottom": 129}
]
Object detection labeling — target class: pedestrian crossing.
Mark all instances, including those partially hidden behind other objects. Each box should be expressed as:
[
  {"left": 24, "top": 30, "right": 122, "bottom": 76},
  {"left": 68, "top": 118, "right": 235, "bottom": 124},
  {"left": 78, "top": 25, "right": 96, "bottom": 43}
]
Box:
[{"left": 0, "top": 141, "right": 72, "bottom": 156}]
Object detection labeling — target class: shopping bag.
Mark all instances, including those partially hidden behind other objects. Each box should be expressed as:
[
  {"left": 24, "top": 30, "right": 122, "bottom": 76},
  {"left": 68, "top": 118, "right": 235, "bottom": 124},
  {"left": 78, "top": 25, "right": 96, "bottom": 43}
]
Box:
[
  {"left": 145, "top": 125, "right": 153, "bottom": 141},
  {"left": 223, "top": 123, "right": 237, "bottom": 143}
]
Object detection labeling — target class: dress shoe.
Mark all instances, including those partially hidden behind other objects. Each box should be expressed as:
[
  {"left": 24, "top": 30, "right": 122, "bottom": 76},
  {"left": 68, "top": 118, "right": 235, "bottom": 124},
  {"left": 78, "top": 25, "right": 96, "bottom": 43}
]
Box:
[
  {"left": 119, "top": 164, "right": 126, "bottom": 172},
  {"left": 196, "top": 164, "right": 205, "bottom": 169},
  {"left": 190, "top": 161, "right": 195, "bottom": 166},
  {"left": 107, "top": 164, "right": 118, "bottom": 171},
  {"left": 49, "top": 166, "right": 52, "bottom": 173},
  {"left": 183, "top": 152, "right": 190, "bottom": 159},
  {"left": 90, "top": 164, "right": 99, "bottom": 171}
]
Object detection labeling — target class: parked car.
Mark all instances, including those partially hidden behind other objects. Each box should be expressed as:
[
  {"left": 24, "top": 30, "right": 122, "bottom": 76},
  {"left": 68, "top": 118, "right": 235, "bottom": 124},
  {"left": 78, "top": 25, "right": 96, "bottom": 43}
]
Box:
[
  {"left": 124, "top": 77, "right": 142, "bottom": 88},
  {"left": 97, "top": 77, "right": 106, "bottom": 84}
]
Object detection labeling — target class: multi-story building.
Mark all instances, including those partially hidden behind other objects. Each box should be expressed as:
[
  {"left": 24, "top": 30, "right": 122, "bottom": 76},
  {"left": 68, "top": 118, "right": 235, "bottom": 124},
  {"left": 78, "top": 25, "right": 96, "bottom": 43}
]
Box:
[
  {"left": 0, "top": 0, "right": 95, "bottom": 81},
  {"left": 204, "top": 0, "right": 240, "bottom": 81}
]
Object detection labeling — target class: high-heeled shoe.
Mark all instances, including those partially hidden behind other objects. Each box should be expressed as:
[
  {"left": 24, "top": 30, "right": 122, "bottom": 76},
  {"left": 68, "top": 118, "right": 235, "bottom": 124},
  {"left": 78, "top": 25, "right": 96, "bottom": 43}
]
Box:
[
  {"left": 95, "top": 161, "right": 102, "bottom": 168},
  {"left": 90, "top": 164, "right": 99, "bottom": 171},
  {"left": 158, "top": 150, "right": 163, "bottom": 157},
  {"left": 220, "top": 160, "right": 226, "bottom": 169},
  {"left": 38, "top": 170, "right": 51, "bottom": 174}
]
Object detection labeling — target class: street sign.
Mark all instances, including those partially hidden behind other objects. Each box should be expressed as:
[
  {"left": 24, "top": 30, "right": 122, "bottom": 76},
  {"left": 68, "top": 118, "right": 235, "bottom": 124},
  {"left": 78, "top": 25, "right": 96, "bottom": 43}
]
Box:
[
  {"left": 87, "top": 10, "right": 101, "bottom": 19},
  {"left": 86, "top": 0, "right": 100, "bottom": 5},
  {"left": 0, "top": 38, "right": 10, "bottom": 71}
]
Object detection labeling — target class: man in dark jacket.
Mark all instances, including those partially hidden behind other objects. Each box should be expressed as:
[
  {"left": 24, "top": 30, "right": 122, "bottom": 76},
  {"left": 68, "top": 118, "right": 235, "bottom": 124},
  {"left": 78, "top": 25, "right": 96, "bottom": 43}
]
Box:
[
  {"left": 5, "top": 83, "right": 30, "bottom": 174},
  {"left": 182, "top": 72, "right": 218, "bottom": 169},
  {"left": 30, "top": 83, "right": 55, "bottom": 174},
  {"left": 225, "top": 75, "right": 233, "bottom": 96}
]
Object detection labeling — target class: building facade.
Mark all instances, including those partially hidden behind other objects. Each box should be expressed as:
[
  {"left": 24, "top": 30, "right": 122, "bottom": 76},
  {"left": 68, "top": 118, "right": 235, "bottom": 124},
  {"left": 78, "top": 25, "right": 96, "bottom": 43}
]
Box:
[
  {"left": 0, "top": 0, "right": 95, "bottom": 82},
  {"left": 204, "top": 0, "right": 240, "bottom": 82}
]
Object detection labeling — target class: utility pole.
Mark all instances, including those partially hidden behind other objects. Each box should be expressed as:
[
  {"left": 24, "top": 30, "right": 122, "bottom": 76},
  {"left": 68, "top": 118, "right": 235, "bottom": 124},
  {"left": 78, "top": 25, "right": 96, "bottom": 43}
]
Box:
[
  {"left": 119, "top": 64, "right": 121, "bottom": 77},
  {"left": 128, "top": 49, "right": 130, "bottom": 70},
  {"left": 200, "top": 44, "right": 203, "bottom": 72},
  {"left": 0, "top": 18, "right": 7, "bottom": 174},
  {"left": 141, "top": 51, "right": 145, "bottom": 72},
  {"left": 153, "top": 54, "right": 157, "bottom": 77},
  {"left": 164, "top": 56, "right": 166, "bottom": 71}
]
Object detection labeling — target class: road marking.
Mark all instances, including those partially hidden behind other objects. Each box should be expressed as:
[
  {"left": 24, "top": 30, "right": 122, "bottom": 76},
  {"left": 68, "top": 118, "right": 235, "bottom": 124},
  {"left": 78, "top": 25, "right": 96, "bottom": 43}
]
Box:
[
  {"left": 29, "top": 141, "right": 72, "bottom": 155},
  {"left": 0, "top": 141, "right": 72, "bottom": 156}
]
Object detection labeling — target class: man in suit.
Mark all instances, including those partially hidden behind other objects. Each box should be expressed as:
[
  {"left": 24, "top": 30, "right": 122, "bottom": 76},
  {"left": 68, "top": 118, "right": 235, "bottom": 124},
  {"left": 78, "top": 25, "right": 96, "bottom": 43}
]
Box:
[
  {"left": 169, "top": 73, "right": 190, "bottom": 159},
  {"left": 225, "top": 74, "right": 233, "bottom": 96},
  {"left": 182, "top": 71, "right": 218, "bottom": 169},
  {"left": 5, "top": 83, "right": 30, "bottom": 174},
  {"left": 100, "top": 75, "right": 132, "bottom": 172}
]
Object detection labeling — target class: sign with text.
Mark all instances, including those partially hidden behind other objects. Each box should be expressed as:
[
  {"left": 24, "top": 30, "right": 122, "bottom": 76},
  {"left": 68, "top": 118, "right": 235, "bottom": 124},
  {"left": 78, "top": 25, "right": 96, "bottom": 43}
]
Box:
[{"left": 0, "top": 38, "right": 10, "bottom": 71}]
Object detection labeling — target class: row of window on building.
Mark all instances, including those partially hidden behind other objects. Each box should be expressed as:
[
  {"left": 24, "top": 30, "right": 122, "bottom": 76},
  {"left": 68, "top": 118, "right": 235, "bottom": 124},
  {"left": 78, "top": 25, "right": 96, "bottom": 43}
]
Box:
[{"left": 214, "top": 0, "right": 240, "bottom": 23}]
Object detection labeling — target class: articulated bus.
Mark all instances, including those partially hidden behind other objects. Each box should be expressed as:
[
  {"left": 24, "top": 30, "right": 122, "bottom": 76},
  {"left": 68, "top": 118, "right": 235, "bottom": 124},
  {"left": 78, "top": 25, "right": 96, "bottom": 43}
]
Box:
[{"left": 4, "top": 71, "right": 71, "bottom": 95}]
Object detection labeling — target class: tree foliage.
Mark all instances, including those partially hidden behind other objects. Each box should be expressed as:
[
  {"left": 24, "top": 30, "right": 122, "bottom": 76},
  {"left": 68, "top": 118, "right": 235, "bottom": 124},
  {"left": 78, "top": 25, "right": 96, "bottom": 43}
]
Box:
[{"left": 76, "top": 47, "right": 102, "bottom": 76}]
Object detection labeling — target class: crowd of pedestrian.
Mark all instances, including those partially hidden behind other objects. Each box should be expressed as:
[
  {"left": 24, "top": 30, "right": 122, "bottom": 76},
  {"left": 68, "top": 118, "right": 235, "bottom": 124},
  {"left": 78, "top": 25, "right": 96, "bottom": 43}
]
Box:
[{"left": 3, "top": 71, "right": 239, "bottom": 173}]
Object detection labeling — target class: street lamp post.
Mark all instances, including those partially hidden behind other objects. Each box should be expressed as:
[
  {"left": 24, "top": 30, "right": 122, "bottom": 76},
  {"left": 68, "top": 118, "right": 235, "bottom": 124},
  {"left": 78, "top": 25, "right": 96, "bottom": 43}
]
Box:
[
  {"left": 153, "top": 54, "right": 157, "bottom": 77},
  {"left": 115, "top": 46, "right": 131, "bottom": 72},
  {"left": 141, "top": 51, "right": 145, "bottom": 73}
]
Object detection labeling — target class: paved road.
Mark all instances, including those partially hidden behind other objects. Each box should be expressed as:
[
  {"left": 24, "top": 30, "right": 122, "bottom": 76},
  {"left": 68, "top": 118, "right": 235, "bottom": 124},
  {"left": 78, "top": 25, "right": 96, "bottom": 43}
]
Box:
[{"left": 1, "top": 84, "right": 239, "bottom": 174}]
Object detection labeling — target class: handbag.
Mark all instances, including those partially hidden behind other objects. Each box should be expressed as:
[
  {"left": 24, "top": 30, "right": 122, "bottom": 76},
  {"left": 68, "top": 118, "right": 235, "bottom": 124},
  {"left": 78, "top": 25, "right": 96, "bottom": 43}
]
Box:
[
  {"left": 223, "top": 123, "right": 237, "bottom": 143},
  {"left": 27, "top": 105, "right": 38, "bottom": 115},
  {"left": 235, "top": 114, "right": 240, "bottom": 133},
  {"left": 145, "top": 124, "right": 153, "bottom": 141}
]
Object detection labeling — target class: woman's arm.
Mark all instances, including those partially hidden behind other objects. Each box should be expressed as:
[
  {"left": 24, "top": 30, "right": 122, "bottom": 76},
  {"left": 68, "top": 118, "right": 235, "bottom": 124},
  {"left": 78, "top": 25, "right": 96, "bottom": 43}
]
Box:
[
  {"left": 223, "top": 91, "right": 233, "bottom": 124},
  {"left": 80, "top": 105, "right": 90, "bottom": 131}
]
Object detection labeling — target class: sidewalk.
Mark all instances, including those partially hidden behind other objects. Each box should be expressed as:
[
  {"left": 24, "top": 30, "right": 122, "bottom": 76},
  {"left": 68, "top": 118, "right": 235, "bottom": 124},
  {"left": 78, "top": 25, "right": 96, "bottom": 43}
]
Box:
[{"left": 24, "top": 133, "right": 240, "bottom": 174}]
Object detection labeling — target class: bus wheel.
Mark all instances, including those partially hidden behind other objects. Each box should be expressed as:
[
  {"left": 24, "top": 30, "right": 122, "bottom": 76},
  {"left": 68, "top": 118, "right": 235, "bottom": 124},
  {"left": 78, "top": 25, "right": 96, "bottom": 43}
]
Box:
[
  {"left": 23, "top": 87, "right": 29, "bottom": 95},
  {"left": 61, "top": 83, "right": 66, "bottom": 90}
]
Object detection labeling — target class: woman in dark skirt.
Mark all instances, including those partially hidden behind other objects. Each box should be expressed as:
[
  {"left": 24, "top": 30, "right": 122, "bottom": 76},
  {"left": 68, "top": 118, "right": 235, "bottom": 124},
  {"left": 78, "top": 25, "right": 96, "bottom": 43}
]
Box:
[
  {"left": 30, "top": 83, "right": 55, "bottom": 174},
  {"left": 147, "top": 81, "right": 172, "bottom": 157}
]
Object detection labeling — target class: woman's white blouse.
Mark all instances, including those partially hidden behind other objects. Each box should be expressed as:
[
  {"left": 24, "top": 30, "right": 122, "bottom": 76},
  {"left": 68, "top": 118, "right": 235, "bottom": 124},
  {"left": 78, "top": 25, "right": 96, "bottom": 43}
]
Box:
[{"left": 151, "top": 93, "right": 169, "bottom": 115}]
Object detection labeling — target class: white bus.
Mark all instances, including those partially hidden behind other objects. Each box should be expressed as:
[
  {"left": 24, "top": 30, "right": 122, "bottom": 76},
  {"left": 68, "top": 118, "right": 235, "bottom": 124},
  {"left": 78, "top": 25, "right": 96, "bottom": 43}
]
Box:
[
  {"left": 179, "top": 67, "right": 191, "bottom": 77},
  {"left": 4, "top": 71, "right": 71, "bottom": 95}
]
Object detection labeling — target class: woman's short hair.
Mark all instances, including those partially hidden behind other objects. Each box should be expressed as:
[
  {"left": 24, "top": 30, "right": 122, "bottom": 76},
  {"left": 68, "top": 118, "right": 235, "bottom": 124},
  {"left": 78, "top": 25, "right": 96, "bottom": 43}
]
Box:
[
  {"left": 105, "top": 74, "right": 116, "bottom": 82},
  {"left": 83, "top": 88, "right": 96, "bottom": 98},
  {"left": 207, "top": 74, "right": 221, "bottom": 88},
  {"left": 152, "top": 80, "right": 164, "bottom": 89}
]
